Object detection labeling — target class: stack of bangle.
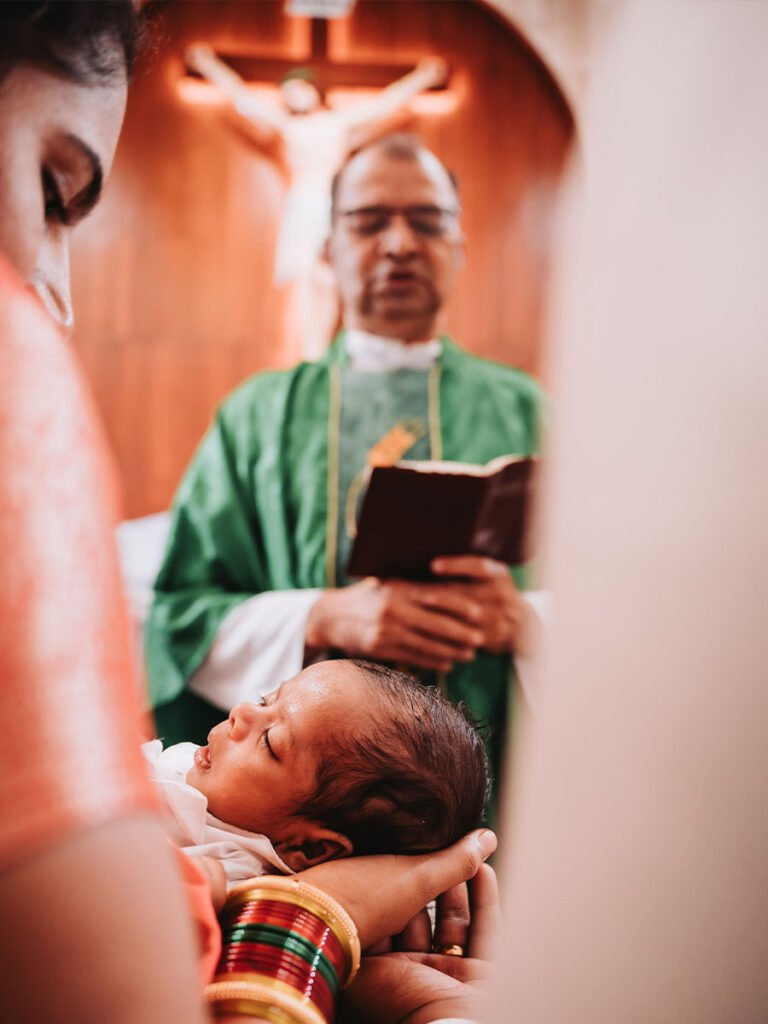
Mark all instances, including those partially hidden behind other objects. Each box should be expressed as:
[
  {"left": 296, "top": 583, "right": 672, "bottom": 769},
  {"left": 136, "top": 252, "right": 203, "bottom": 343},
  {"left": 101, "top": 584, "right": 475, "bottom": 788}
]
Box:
[{"left": 205, "top": 875, "right": 362, "bottom": 1023}]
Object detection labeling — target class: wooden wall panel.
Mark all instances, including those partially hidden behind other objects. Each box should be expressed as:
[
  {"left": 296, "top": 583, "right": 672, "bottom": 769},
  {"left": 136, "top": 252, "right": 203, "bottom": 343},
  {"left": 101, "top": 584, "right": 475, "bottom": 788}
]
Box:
[{"left": 70, "top": 0, "right": 573, "bottom": 518}]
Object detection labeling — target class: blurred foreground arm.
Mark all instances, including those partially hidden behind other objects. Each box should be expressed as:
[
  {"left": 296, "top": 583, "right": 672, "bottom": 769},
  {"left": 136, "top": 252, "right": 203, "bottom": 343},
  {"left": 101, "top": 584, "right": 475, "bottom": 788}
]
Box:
[
  {"left": 0, "top": 817, "right": 208, "bottom": 1024},
  {"left": 489, "top": 5, "right": 768, "bottom": 1022},
  {"left": 0, "top": 270, "right": 208, "bottom": 1023}
]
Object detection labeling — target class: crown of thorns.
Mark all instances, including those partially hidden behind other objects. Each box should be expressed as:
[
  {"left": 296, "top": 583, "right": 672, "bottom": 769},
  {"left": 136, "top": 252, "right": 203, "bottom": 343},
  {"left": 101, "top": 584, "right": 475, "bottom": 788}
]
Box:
[{"left": 279, "top": 66, "right": 317, "bottom": 86}]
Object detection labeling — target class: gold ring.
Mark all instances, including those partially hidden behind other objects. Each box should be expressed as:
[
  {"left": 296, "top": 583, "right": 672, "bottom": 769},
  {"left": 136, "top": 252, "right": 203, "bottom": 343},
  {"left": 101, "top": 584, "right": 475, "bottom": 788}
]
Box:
[{"left": 433, "top": 943, "right": 465, "bottom": 957}]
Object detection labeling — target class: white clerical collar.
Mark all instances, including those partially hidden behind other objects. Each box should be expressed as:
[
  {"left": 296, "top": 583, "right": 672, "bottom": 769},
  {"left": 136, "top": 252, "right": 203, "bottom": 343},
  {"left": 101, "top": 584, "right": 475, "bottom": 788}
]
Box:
[{"left": 344, "top": 328, "right": 441, "bottom": 371}]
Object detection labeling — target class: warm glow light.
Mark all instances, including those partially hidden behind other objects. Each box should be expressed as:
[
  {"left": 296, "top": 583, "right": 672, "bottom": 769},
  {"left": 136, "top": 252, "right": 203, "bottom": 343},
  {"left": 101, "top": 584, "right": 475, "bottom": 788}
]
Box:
[
  {"left": 177, "top": 78, "right": 461, "bottom": 116},
  {"left": 330, "top": 85, "right": 462, "bottom": 116},
  {"left": 177, "top": 79, "right": 281, "bottom": 107}
]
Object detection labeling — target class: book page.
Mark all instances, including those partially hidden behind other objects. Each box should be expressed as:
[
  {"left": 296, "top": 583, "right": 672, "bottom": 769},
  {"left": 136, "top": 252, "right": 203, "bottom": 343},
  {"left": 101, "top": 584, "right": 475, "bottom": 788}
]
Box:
[{"left": 395, "top": 453, "right": 527, "bottom": 476}]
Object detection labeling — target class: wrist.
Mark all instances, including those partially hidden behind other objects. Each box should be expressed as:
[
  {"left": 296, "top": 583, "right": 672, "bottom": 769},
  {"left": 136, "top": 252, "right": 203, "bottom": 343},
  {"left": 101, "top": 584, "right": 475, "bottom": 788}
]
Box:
[
  {"left": 206, "top": 877, "right": 360, "bottom": 1023},
  {"left": 304, "top": 590, "right": 337, "bottom": 652}
]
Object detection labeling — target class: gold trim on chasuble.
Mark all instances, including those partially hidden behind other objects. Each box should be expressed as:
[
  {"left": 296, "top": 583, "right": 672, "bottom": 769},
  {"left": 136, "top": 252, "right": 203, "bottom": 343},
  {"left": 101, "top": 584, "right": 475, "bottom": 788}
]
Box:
[
  {"left": 427, "top": 361, "right": 443, "bottom": 460},
  {"left": 325, "top": 364, "right": 342, "bottom": 587}
]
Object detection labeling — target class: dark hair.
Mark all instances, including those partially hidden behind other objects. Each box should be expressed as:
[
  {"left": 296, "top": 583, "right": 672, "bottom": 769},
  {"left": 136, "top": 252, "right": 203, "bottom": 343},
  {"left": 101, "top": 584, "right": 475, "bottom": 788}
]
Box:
[
  {"left": 298, "top": 660, "right": 489, "bottom": 855},
  {"left": 0, "top": 1, "right": 144, "bottom": 85},
  {"left": 330, "top": 132, "right": 460, "bottom": 220}
]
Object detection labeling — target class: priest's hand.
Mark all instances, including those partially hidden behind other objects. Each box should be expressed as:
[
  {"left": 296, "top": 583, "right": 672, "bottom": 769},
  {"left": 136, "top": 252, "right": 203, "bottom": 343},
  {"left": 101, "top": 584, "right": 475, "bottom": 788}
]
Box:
[
  {"left": 304, "top": 577, "right": 485, "bottom": 672},
  {"left": 431, "top": 555, "right": 536, "bottom": 656}
]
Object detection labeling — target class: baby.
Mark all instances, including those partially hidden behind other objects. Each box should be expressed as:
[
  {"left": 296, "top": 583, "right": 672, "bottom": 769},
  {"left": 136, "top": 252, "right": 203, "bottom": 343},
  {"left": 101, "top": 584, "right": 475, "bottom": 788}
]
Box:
[{"left": 143, "top": 658, "right": 488, "bottom": 883}]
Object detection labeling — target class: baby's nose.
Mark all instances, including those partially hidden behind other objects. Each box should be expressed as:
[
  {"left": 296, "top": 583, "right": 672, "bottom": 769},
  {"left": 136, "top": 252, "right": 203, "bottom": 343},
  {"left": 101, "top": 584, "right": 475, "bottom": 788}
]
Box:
[{"left": 229, "top": 702, "right": 261, "bottom": 737}]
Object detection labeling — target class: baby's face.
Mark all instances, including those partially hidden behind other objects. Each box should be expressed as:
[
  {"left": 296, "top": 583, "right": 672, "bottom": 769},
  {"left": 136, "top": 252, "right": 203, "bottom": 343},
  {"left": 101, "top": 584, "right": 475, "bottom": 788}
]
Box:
[{"left": 186, "top": 661, "right": 370, "bottom": 841}]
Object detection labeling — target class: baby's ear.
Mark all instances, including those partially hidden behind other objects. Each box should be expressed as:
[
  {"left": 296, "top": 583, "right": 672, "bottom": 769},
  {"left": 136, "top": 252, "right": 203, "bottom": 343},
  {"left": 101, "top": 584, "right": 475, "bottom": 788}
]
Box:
[{"left": 274, "top": 824, "right": 353, "bottom": 872}]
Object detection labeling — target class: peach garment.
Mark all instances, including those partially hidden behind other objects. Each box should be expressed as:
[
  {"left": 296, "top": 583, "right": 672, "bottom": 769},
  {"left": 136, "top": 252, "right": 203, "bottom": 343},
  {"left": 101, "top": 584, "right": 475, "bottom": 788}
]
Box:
[
  {"left": 0, "top": 253, "right": 158, "bottom": 867},
  {"left": 0, "top": 255, "right": 221, "bottom": 981},
  {"left": 489, "top": 4, "right": 768, "bottom": 1023}
]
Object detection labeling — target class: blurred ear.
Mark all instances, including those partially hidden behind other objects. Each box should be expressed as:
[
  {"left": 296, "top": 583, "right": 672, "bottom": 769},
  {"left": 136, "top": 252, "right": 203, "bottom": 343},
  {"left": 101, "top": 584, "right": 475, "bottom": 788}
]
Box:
[{"left": 274, "top": 822, "right": 354, "bottom": 872}]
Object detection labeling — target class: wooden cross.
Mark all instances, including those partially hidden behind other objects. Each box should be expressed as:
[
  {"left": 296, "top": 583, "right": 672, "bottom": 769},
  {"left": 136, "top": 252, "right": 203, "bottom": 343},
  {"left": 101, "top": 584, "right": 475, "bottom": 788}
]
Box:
[{"left": 185, "top": 18, "right": 447, "bottom": 91}]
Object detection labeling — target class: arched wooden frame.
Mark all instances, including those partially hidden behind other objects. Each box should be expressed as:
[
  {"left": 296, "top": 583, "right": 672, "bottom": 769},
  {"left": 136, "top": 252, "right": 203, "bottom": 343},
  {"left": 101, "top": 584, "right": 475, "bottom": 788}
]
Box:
[{"left": 70, "top": 0, "right": 575, "bottom": 517}]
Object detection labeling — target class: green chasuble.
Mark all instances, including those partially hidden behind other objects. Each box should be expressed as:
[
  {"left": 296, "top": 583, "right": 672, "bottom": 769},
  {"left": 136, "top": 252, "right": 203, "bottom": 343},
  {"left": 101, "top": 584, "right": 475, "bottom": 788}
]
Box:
[{"left": 146, "top": 335, "right": 544, "bottom": 797}]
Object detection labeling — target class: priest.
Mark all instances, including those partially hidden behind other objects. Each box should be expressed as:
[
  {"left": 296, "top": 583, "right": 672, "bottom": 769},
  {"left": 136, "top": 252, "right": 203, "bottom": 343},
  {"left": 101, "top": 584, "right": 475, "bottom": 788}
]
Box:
[{"left": 146, "top": 134, "right": 545, "bottom": 798}]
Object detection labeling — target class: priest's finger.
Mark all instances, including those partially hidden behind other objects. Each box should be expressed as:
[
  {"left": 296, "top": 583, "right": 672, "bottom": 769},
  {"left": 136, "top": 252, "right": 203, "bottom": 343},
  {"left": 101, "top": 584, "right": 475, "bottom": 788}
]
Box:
[
  {"left": 431, "top": 555, "right": 510, "bottom": 580},
  {"left": 390, "top": 636, "right": 473, "bottom": 671},
  {"left": 383, "top": 643, "right": 454, "bottom": 673},
  {"left": 410, "top": 582, "right": 484, "bottom": 625},
  {"left": 391, "top": 601, "right": 482, "bottom": 650}
]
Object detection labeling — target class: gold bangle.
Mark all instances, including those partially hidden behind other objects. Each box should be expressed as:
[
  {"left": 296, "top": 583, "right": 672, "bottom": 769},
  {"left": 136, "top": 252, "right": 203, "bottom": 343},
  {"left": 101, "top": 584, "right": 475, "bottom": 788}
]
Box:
[
  {"left": 205, "top": 978, "right": 326, "bottom": 1024},
  {"left": 211, "top": 1001, "right": 297, "bottom": 1024},
  {"left": 225, "top": 876, "right": 361, "bottom": 987}
]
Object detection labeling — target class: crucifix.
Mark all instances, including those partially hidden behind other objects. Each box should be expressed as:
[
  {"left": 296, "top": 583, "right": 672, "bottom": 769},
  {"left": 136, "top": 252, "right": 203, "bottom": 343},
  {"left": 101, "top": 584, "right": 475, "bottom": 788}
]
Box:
[{"left": 184, "top": 19, "right": 449, "bottom": 358}]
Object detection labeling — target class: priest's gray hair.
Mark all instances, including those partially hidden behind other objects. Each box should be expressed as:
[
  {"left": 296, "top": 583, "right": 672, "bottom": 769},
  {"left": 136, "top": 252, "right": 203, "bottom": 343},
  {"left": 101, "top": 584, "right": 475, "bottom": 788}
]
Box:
[{"left": 330, "top": 133, "right": 461, "bottom": 220}]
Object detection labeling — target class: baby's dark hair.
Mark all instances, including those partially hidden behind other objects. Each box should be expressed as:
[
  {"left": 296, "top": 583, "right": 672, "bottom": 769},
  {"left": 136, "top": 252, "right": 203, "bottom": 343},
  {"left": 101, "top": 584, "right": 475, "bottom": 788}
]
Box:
[{"left": 297, "top": 660, "right": 489, "bottom": 855}]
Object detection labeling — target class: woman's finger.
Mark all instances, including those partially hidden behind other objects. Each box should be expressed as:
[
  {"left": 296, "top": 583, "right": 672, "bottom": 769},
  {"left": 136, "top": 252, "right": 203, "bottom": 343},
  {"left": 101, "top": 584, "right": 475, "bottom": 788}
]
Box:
[
  {"left": 466, "top": 863, "right": 502, "bottom": 961},
  {"left": 393, "top": 906, "right": 433, "bottom": 952},
  {"left": 432, "top": 882, "right": 470, "bottom": 953},
  {"left": 364, "top": 937, "right": 393, "bottom": 955}
]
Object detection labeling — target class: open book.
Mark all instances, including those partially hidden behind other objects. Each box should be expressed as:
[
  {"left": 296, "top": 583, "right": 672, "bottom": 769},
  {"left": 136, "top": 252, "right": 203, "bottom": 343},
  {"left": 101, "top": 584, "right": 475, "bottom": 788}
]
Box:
[{"left": 346, "top": 454, "right": 537, "bottom": 580}]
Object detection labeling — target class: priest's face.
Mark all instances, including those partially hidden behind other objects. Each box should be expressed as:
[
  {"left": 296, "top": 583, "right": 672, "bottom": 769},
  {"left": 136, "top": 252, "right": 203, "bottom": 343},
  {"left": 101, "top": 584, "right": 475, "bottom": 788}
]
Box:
[{"left": 327, "top": 145, "right": 465, "bottom": 342}]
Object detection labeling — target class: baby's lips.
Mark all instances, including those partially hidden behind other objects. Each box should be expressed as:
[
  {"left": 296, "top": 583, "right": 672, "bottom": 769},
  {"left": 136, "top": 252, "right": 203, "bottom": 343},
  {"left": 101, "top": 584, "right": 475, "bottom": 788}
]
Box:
[{"left": 194, "top": 744, "right": 212, "bottom": 769}]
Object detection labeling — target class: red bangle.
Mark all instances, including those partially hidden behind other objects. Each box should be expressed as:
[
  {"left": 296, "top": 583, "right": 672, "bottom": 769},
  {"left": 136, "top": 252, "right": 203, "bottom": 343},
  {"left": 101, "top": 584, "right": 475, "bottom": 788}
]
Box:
[{"left": 208, "top": 880, "right": 360, "bottom": 1024}]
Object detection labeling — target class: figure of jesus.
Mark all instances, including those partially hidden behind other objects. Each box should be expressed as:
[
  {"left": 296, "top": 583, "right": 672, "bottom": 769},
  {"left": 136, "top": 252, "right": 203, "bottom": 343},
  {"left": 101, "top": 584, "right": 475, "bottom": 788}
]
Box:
[{"left": 186, "top": 44, "right": 448, "bottom": 357}]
